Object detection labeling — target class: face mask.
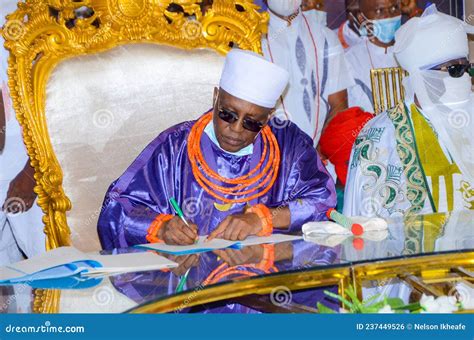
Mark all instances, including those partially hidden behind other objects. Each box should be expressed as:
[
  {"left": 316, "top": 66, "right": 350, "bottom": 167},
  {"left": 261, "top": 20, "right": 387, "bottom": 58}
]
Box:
[
  {"left": 204, "top": 120, "right": 254, "bottom": 157},
  {"left": 303, "top": 9, "right": 327, "bottom": 26},
  {"left": 359, "top": 15, "right": 401, "bottom": 44},
  {"left": 267, "top": 0, "right": 302, "bottom": 17},
  {"left": 438, "top": 73, "right": 472, "bottom": 109}
]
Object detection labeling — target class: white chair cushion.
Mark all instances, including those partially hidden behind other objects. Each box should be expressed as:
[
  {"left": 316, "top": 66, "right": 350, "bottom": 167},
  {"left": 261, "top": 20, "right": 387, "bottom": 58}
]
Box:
[{"left": 45, "top": 44, "right": 224, "bottom": 251}]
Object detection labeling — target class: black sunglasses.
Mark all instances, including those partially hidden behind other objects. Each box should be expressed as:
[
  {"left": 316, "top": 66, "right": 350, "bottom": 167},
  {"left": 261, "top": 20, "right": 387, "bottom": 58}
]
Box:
[
  {"left": 217, "top": 107, "right": 264, "bottom": 133},
  {"left": 431, "top": 63, "right": 474, "bottom": 78}
]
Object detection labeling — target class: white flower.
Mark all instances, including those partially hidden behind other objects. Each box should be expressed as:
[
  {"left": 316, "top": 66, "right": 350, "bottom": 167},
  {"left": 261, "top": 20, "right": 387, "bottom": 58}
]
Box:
[{"left": 420, "top": 294, "right": 458, "bottom": 313}]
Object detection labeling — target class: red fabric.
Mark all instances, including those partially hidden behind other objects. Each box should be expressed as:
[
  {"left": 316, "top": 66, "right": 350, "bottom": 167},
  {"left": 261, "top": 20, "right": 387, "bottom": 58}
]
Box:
[{"left": 319, "top": 107, "right": 373, "bottom": 186}]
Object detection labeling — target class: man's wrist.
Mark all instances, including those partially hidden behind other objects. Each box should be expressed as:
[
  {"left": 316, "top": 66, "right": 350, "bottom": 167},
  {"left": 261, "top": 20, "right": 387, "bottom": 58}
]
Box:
[{"left": 247, "top": 204, "right": 273, "bottom": 236}]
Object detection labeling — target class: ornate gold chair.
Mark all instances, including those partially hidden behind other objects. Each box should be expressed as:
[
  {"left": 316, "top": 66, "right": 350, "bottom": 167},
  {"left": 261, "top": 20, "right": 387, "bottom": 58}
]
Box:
[
  {"left": 370, "top": 67, "right": 408, "bottom": 115},
  {"left": 2, "top": 0, "right": 268, "bottom": 251}
]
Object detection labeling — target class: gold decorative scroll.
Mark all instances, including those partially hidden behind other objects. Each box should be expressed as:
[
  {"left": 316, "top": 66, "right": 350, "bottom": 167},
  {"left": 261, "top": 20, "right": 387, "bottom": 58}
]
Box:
[{"left": 1, "top": 0, "right": 268, "bottom": 251}]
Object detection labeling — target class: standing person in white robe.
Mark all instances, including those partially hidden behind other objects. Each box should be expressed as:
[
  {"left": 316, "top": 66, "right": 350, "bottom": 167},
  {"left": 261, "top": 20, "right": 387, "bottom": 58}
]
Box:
[
  {"left": 345, "top": 0, "right": 402, "bottom": 113},
  {"left": 261, "top": 0, "right": 354, "bottom": 146},
  {"left": 0, "top": 0, "right": 45, "bottom": 265},
  {"left": 343, "top": 5, "right": 474, "bottom": 218},
  {"left": 337, "top": 0, "right": 364, "bottom": 50}
]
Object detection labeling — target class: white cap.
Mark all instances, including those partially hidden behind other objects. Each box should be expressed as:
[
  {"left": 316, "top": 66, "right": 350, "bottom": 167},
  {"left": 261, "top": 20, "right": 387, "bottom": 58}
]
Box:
[
  {"left": 394, "top": 5, "right": 472, "bottom": 73},
  {"left": 219, "top": 49, "right": 289, "bottom": 108}
]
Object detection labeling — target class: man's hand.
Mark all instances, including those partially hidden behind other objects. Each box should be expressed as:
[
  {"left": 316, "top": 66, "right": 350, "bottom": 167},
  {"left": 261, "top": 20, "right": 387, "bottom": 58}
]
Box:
[
  {"left": 207, "top": 212, "right": 262, "bottom": 241},
  {"left": 2, "top": 162, "right": 37, "bottom": 214},
  {"left": 159, "top": 216, "right": 198, "bottom": 245},
  {"left": 164, "top": 254, "right": 200, "bottom": 276}
]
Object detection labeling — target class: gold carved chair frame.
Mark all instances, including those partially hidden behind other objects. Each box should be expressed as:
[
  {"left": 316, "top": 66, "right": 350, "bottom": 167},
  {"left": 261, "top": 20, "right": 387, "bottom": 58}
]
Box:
[{"left": 1, "top": 0, "right": 268, "bottom": 251}]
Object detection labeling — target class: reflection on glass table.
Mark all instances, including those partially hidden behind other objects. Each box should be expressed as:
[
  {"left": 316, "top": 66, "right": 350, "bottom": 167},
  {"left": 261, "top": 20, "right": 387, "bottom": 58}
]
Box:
[{"left": 0, "top": 211, "right": 472, "bottom": 313}]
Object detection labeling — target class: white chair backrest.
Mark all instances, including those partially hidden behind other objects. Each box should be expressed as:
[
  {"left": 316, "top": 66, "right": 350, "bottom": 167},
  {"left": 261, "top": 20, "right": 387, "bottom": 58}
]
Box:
[{"left": 45, "top": 44, "right": 224, "bottom": 251}]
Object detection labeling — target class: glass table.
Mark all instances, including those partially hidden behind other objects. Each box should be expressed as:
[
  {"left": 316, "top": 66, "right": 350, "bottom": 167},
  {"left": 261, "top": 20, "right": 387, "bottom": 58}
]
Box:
[{"left": 1, "top": 210, "right": 473, "bottom": 313}]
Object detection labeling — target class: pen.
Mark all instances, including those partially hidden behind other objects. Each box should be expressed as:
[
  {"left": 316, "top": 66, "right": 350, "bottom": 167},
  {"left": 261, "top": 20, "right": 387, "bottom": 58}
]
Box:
[
  {"left": 169, "top": 197, "right": 198, "bottom": 243},
  {"left": 175, "top": 267, "right": 191, "bottom": 293},
  {"left": 169, "top": 197, "right": 190, "bottom": 227}
]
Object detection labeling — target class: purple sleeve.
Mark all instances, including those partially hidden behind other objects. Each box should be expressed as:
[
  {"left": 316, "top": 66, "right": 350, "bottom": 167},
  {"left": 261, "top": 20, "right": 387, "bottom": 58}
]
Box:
[
  {"left": 286, "top": 140, "right": 336, "bottom": 231},
  {"left": 97, "top": 124, "right": 186, "bottom": 250}
]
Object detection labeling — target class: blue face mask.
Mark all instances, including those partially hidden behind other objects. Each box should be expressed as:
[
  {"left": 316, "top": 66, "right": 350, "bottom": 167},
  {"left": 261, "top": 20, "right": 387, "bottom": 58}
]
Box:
[
  {"left": 359, "top": 15, "right": 402, "bottom": 44},
  {"left": 204, "top": 121, "right": 254, "bottom": 157}
]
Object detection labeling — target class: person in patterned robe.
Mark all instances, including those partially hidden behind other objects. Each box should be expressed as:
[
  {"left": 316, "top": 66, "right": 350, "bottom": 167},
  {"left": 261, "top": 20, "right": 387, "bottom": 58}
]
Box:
[{"left": 344, "top": 5, "right": 473, "bottom": 218}]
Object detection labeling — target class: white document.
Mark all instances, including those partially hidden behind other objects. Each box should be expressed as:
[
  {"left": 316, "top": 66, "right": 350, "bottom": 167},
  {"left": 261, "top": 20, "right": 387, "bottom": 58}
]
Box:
[
  {"left": 238, "top": 234, "right": 303, "bottom": 246},
  {"left": 0, "top": 246, "right": 178, "bottom": 283},
  {"left": 86, "top": 252, "right": 177, "bottom": 276},
  {"left": 137, "top": 234, "right": 303, "bottom": 255},
  {"left": 137, "top": 236, "right": 236, "bottom": 255}
]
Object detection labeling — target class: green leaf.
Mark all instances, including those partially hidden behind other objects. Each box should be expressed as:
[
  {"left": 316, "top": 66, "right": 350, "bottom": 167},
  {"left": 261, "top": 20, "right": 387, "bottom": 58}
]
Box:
[
  {"left": 345, "top": 286, "right": 364, "bottom": 312},
  {"left": 392, "top": 302, "right": 421, "bottom": 312},
  {"left": 386, "top": 298, "right": 405, "bottom": 309},
  {"left": 323, "top": 290, "right": 354, "bottom": 310},
  {"left": 363, "top": 293, "right": 382, "bottom": 306},
  {"left": 317, "top": 302, "right": 336, "bottom": 314}
]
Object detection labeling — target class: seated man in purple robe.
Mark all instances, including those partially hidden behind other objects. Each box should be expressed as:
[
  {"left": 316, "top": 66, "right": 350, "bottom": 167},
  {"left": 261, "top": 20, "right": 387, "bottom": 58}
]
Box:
[{"left": 97, "top": 49, "right": 336, "bottom": 250}]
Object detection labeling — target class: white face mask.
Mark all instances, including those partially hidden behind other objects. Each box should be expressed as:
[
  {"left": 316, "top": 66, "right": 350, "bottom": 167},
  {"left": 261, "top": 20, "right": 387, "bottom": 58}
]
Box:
[
  {"left": 303, "top": 9, "right": 327, "bottom": 26},
  {"left": 267, "top": 0, "right": 302, "bottom": 17},
  {"left": 438, "top": 73, "right": 472, "bottom": 109}
]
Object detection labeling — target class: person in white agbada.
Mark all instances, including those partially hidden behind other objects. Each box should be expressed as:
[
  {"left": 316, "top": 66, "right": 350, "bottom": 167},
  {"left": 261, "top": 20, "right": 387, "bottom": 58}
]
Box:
[
  {"left": 344, "top": 5, "right": 474, "bottom": 218},
  {"left": 0, "top": 1, "right": 45, "bottom": 265},
  {"left": 261, "top": 0, "right": 354, "bottom": 145},
  {"left": 336, "top": 0, "right": 364, "bottom": 50},
  {"left": 345, "top": 0, "right": 402, "bottom": 113}
]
